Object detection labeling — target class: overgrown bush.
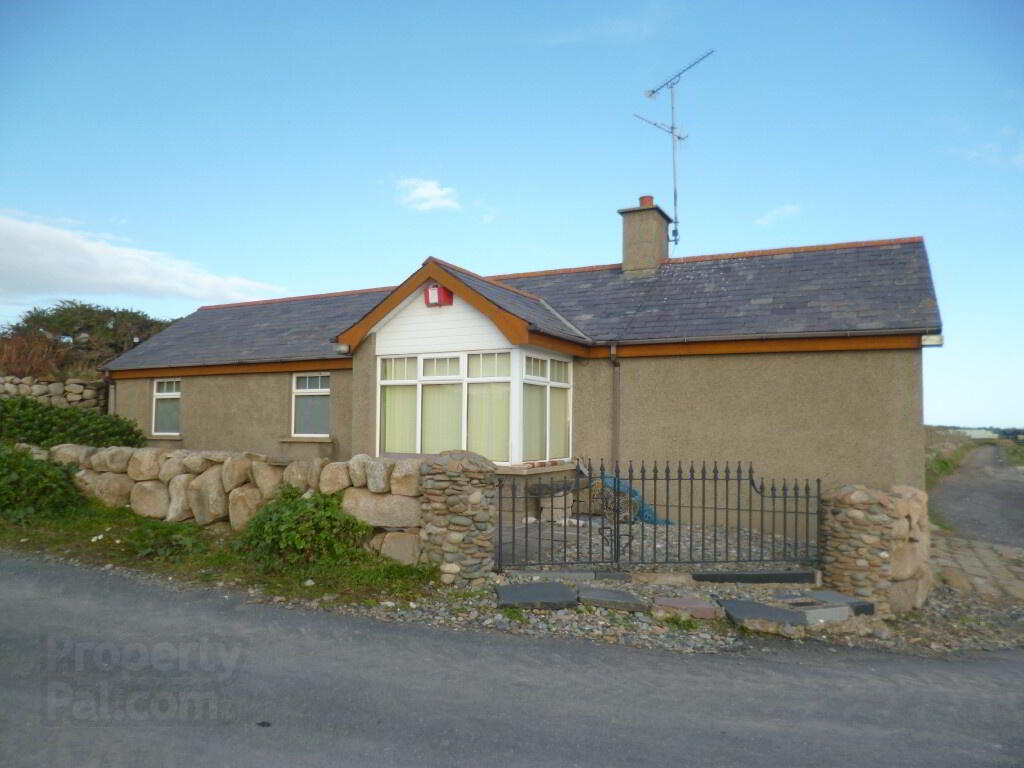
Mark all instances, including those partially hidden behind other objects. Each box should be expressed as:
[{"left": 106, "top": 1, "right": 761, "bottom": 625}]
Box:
[
  {"left": 122, "top": 522, "right": 208, "bottom": 561},
  {"left": 240, "top": 486, "right": 372, "bottom": 572},
  {"left": 0, "top": 396, "right": 145, "bottom": 448},
  {"left": 0, "top": 444, "right": 85, "bottom": 522}
]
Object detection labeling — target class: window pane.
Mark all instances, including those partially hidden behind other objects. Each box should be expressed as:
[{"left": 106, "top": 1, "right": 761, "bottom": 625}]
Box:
[
  {"left": 467, "top": 354, "right": 480, "bottom": 377},
  {"left": 549, "top": 387, "right": 569, "bottom": 458},
  {"left": 526, "top": 356, "right": 547, "bottom": 379},
  {"left": 468, "top": 382, "right": 509, "bottom": 462},
  {"left": 319, "top": 375, "right": 330, "bottom": 390},
  {"left": 382, "top": 357, "right": 416, "bottom": 381},
  {"left": 523, "top": 383, "right": 546, "bottom": 461},
  {"left": 294, "top": 394, "right": 329, "bottom": 435},
  {"left": 423, "top": 359, "right": 436, "bottom": 377},
  {"left": 156, "top": 380, "right": 180, "bottom": 394},
  {"left": 154, "top": 398, "right": 180, "bottom": 434},
  {"left": 495, "top": 352, "right": 510, "bottom": 376},
  {"left": 421, "top": 384, "right": 462, "bottom": 454},
  {"left": 550, "top": 360, "right": 569, "bottom": 384},
  {"left": 380, "top": 386, "right": 416, "bottom": 452}
]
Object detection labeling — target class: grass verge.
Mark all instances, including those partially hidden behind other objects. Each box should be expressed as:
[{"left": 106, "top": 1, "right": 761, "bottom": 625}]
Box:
[{"left": 0, "top": 501, "right": 438, "bottom": 604}]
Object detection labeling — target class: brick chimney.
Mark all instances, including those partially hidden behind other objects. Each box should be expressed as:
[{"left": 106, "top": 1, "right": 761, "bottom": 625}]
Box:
[{"left": 618, "top": 195, "right": 672, "bottom": 277}]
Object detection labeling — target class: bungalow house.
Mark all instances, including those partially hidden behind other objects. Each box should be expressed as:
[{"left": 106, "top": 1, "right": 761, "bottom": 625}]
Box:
[{"left": 103, "top": 196, "right": 941, "bottom": 490}]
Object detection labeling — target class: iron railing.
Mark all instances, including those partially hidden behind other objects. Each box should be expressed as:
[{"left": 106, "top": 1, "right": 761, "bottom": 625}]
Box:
[{"left": 496, "top": 459, "right": 821, "bottom": 570}]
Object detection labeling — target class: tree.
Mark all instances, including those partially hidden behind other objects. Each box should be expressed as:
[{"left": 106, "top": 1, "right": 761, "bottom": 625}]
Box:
[{"left": 0, "top": 300, "right": 175, "bottom": 378}]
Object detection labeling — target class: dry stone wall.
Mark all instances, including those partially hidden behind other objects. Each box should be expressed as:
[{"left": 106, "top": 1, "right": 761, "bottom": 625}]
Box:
[
  {"left": 820, "top": 484, "right": 932, "bottom": 615},
  {"left": 0, "top": 375, "right": 106, "bottom": 411},
  {"left": 34, "top": 442, "right": 496, "bottom": 577}
]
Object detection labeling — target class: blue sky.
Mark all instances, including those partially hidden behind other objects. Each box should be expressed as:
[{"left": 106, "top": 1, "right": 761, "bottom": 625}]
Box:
[{"left": 1, "top": 0, "right": 1021, "bottom": 426}]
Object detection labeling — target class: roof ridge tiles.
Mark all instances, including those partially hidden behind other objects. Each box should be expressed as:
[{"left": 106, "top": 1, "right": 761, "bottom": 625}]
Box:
[{"left": 198, "top": 285, "right": 395, "bottom": 311}]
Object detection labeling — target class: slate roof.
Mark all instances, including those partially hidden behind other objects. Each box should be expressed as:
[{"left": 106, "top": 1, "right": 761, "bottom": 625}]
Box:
[{"left": 104, "top": 238, "right": 941, "bottom": 371}]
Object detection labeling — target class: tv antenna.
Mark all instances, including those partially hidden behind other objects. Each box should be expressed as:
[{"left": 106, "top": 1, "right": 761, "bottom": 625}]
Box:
[{"left": 634, "top": 49, "right": 714, "bottom": 246}]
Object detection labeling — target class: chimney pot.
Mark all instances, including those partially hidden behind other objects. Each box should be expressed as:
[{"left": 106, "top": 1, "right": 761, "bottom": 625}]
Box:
[{"left": 639, "top": 195, "right": 654, "bottom": 208}]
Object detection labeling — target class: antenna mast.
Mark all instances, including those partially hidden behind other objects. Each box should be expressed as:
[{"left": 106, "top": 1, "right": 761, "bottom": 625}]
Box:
[{"left": 635, "top": 49, "right": 714, "bottom": 246}]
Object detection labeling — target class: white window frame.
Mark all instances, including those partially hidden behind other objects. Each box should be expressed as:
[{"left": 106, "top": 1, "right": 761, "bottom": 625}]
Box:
[
  {"left": 376, "top": 349, "right": 571, "bottom": 464},
  {"left": 152, "top": 378, "right": 181, "bottom": 437},
  {"left": 291, "top": 372, "right": 331, "bottom": 438}
]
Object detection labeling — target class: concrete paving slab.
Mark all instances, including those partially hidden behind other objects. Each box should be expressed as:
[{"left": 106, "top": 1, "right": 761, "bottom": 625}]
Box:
[
  {"left": 653, "top": 596, "right": 723, "bottom": 620},
  {"left": 719, "top": 599, "right": 806, "bottom": 626},
  {"left": 806, "top": 590, "right": 876, "bottom": 616},
  {"left": 495, "top": 582, "right": 578, "bottom": 610},
  {"left": 578, "top": 586, "right": 648, "bottom": 612}
]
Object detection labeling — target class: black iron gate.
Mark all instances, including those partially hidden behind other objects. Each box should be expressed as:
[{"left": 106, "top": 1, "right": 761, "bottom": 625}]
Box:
[{"left": 496, "top": 460, "right": 821, "bottom": 570}]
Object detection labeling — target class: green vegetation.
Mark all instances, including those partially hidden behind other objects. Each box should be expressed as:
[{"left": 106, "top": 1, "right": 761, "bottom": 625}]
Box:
[
  {"left": 0, "top": 444, "right": 85, "bottom": 524},
  {"left": 925, "top": 441, "right": 975, "bottom": 491},
  {"left": 0, "top": 473, "right": 437, "bottom": 603},
  {"left": 660, "top": 614, "right": 699, "bottom": 632},
  {"left": 1001, "top": 440, "right": 1024, "bottom": 467},
  {"left": 501, "top": 606, "right": 528, "bottom": 624},
  {"left": 241, "top": 486, "right": 372, "bottom": 571},
  {"left": 0, "top": 299, "right": 173, "bottom": 379},
  {"left": 0, "top": 395, "right": 145, "bottom": 448}
]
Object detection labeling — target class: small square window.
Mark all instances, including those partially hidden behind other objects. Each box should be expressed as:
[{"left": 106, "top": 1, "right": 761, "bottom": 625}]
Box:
[
  {"left": 525, "top": 356, "right": 547, "bottom": 379},
  {"left": 550, "top": 360, "right": 569, "bottom": 384}
]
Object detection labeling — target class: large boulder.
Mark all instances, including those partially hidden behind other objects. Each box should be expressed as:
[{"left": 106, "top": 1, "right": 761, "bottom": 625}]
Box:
[
  {"left": 228, "top": 484, "right": 263, "bottom": 532},
  {"left": 389, "top": 458, "right": 422, "bottom": 497},
  {"left": 889, "top": 570, "right": 933, "bottom": 613},
  {"left": 342, "top": 487, "right": 421, "bottom": 528},
  {"left": 159, "top": 455, "right": 189, "bottom": 484},
  {"left": 49, "top": 444, "right": 94, "bottom": 466},
  {"left": 73, "top": 468, "right": 100, "bottom": 496},
  {"left": 250, "top": 461, "right": 284, "bottom": 499},
  {"left": 187, "top": 465, "right": 228, "bottom": 525},
  {"left": 183, "top": 452, "right": 212, "bottom": 474},
  {"left": 91, "top": 446, "right": 135, "bottom": 473},
  {"left": 319, "top": 462, "right": 351, "bottom": 495},
  {"left": 221, "top": 455, "right": 252, "bottom": 493},
  {"left": 127, "top": 448, "right": 167, "bottom": 481},
  {"left": 166, "top": 473, "right": 195, "bottom": 522},
  {"left": 347, "top": 454, "right": 371, "bottom": 488},
  {"left": 379, "top": 532, "right": 420, "bottom": 565},
  {"left": 93, "top": 473, "right": 135, "bottom": 507},
  {"left": 130, "top": 480, "right": 169, "bottom": 519},
  {"left": 366, "top": 458, "right": 396, "bottom": 493},
  {"left": 282, "top": 460, "right": 311, "bottom": 493}
]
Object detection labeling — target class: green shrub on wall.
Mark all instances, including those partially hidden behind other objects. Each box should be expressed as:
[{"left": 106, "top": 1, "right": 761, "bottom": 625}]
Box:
[
  {"left": 0, "top": 396, "right": 145, "bottom": 448},
  {"left": 241, "top": 486, "right": 372, "bottom": 572},
  {"left": 0, "top": 444, "right": 85, "bottom": 523}
]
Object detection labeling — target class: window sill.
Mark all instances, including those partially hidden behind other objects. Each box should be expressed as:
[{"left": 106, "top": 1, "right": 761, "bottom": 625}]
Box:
[
  {"left": 148, "top": 435, "right": 183, "bottom": 441},
  {"left": 496, "top": 461, "right": 576, "bottom": 476},
  {"left": 279, "top": 436, "right": 333, "bottom": 444}
]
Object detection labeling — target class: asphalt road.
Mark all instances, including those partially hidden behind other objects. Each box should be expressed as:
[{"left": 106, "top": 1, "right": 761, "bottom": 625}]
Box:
[
  {"left": 930, "top": 444, "right": 1024, "bottom": 547},
  {"left": 1, "top": 553, "right": 1022, "bottom": 768}
]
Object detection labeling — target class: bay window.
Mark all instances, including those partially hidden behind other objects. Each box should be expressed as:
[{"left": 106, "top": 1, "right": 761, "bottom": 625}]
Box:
[{"left": 377, "top": 350, "right": 570, "bottom": 463}]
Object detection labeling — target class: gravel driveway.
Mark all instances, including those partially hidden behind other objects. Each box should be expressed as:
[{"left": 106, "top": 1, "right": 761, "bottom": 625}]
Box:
[{"left": 930, "top": 444, "right": 1024, "bottom": 547}]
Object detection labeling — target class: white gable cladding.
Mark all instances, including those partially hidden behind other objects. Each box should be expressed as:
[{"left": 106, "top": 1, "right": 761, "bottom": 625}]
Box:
[{"left": 373, "top": 284, "right": 510, "bottom": 355}]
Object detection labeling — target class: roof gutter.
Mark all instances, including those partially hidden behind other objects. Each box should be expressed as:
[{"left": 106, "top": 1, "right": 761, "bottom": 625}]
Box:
[{"left": 596, "top": 327, "right": 941, "bottom": 347}]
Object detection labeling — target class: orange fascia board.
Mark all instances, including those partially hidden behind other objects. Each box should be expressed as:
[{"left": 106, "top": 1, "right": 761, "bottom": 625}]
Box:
[
  {"left": 527, "top": 332, "right": 922, "bottom": 359},
  {"left": 109, "top": 358, "right": 353, "bottom": 380},
  {"left": 336, "top": 261, "right": 530, "bottom": 350}
]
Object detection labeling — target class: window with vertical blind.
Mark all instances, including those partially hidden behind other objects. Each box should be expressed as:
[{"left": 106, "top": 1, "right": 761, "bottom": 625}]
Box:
[
  {"left": 152, "top": 379, "right": 181, "bottom": 435},
  {"left": 377, "top": 350, "right": 569, "bottom": 463},
  {"left": 292, "top": 373, "right": 331, "bottom": 437}
]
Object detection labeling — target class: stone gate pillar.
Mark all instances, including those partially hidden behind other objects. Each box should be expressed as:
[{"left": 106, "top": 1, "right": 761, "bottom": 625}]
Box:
[
  {"left": 820, "top": 484, "right": 933, "bottom": 615},
  {"left": 418, "top": 451, "right": 497, "bottom": 587}
]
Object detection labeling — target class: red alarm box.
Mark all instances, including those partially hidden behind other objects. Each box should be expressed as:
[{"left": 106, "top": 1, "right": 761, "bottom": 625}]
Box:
[{"left": 424, "top": 283, "right": 454, "bottom": 307}]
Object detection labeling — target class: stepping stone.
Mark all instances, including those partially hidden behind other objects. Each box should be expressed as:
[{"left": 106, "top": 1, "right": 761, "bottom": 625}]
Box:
[
  {"left": 719, "top": 599, "right": 807, "bottom": 626},
  {"left": 630, "top": 572, "right": 695, "bottom": 586},
  {"left": 495, "top": 582, "right": 577, "bottom": 610},
  {"left": 653, "top": 596, "right": 723, "bottom": 620},
  {"left": 578, "top": 586, "right": 648, "bottom": 612},
  {"left": 504, "top": 569, "right": 596, "bottom": 583},
  {"left": 804, "top": 589, "right": 875, "bottom": 616}
]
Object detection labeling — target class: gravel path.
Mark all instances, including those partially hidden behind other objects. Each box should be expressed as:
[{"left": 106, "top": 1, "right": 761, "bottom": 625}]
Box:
[{"left": 930, "top": 444, "right": 1024, "bottom": 547}]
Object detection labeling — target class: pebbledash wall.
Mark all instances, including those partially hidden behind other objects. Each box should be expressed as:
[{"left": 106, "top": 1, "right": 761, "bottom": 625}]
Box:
[
  {"left": 44, "top": 443, "right": 497, "bottom": 587},
  {"left": 1, "top": 375, "right": 107, "bottom": 411},
  {"left": 110, "top": 337, "right": 925, "bottom": 491}
]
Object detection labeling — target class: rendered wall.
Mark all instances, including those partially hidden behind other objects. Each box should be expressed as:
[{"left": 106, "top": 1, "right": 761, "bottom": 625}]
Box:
[
  {"left": 573, "top": 349, "right": 924, "bottom": 491},
  {"left": 112, "top": 370, "right": 352, "bottom": 461}
]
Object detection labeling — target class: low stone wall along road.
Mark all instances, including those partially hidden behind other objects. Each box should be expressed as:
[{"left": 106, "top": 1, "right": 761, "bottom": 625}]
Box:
[{"left": 1, "top": 554, "right": 1021, "bottom": 768}]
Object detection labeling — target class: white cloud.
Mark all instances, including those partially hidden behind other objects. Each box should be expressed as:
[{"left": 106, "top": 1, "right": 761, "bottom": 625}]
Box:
[
  {"left": 396, "top": 178, "right": 461, "bottom": 211},
  {"left": 0, "top": 212, "right": 283, "bottom": 305},
  {"left": 755, "top": 203, "right": 801, "bottom": 227}
]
